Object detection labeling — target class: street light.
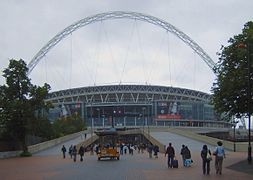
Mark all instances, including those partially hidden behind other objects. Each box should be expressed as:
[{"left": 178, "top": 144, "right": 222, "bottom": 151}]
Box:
[
  {"left": 90, "top": 102, "right": 93, "bottom": 136},
  {"left": 238, "top": 42, "right": 252, "bottom": 163},
  {"left": 142, "top": 107, "right": 146, "bottom": 126},
  {"left": 142, "top": 107, "right": 146, "bottom": 142},
  {"left": 147, "top": 104, "right": 150, "bottom": 140},
  {"left": 102, "top": 115, "right": 105, "bottom": 127},
  {"left": 233, "top": 120, "right": 239, "bottom": 152},
  {"left": 112, "top": 110, "right": 116, "bottom": 128},
  {"left": 147, "top": 98, "right": 153, "bottom": 140},
  {"left": 96, "top": 108, "right": 100, "bottom": 126}
]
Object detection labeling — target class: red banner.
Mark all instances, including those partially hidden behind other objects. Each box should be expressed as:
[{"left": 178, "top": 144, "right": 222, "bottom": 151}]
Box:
[{"left": 156, "top": 114, "right": 181, "bottom": 120}]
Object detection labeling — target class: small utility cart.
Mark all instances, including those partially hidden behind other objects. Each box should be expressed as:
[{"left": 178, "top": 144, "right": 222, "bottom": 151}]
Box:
[{"left": 95, "top": 128, "right": 120, "bottom": 161}]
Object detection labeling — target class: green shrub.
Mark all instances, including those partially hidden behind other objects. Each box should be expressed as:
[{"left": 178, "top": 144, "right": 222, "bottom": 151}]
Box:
[{"left": 20, "top": 151, "right": 32, "bottom": 157}]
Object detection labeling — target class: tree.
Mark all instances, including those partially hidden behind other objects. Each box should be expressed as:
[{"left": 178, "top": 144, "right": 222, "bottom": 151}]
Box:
[
  {"left": 211, "top": 21, "right": 253, "bottom": 120},
  {"left": 52, "top": 113, "right": 85, "bottom": 137},
  {"left": 0, "top": 59, "right": 52, "bottom": 153}
]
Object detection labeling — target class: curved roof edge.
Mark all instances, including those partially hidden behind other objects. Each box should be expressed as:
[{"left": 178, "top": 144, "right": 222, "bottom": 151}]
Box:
[{"left": 47, "top": 84, "right": 212, "bottom": 104}]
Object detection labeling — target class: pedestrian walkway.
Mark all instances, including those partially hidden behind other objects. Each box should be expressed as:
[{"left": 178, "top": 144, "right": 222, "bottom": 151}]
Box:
[{"left": 0, "top": 131, "right": 252, "bottom": 180}]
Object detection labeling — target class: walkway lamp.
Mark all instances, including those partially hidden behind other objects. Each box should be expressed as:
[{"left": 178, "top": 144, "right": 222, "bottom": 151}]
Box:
[
  {"left": 142, "top": 107, "right": 146, "bottom": 142},
  {"left": 233, "top": 120, "right": 239, "bottom": 152},
  {"left": 102, "top": 114, "right": 105, "bottom": 127},
  {"left": 90, "top": 102, "right": 94, "bottom": 137},
  {"left": 96, "top": 108, "right": 100, "bottom": 127},
  {"left": 112, "top": 110, "right": 116, "bottom": 128}
]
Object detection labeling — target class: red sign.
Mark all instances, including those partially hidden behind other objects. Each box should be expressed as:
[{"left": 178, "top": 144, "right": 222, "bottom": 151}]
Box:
[{"left": 156, "top": 114, "right": 181, "bottom": 120}]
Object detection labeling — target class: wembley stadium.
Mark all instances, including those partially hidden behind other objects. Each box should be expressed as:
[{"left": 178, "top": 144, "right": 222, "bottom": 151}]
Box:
[
  {"left": 46, "top": 84, "right": 232, "bottom": 128},
  {"left": 26, "top": 12, "right": 233, "bottom": 129}
]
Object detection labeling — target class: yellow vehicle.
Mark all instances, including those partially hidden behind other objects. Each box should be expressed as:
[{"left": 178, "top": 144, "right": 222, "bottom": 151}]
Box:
[{"left": 95, "top": 128, "right": 120, "bottom": 161}]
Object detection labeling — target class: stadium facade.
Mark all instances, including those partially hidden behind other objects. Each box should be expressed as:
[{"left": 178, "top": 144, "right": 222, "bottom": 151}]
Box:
[{"left": 47, "top": 84, "right": 232, "bottom": 128}]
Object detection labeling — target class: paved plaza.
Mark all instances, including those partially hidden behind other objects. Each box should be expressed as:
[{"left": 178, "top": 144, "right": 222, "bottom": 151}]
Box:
[{"left": 0, "top": 132, "right": 252, "bottom": 180}]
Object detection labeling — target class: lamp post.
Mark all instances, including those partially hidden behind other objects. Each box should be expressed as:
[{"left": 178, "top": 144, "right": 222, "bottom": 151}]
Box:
[
  {"left": 233, "top": 121, "right": 239, "bottom": 152},
  {"left": 96, "top": 108, "right": 100, "bottom": 126},
  {"left": 124, "top": 116, "right": 126, "bottom": 127},
  {"left": 142, "top": 107, "right": 146, "bottom": 142},
  {"left": 102, "top": 114, "right": 105, "bottom": 127},
  {"left": 112, "top": 110, "right": 116, "bottom": 128},
  {"left": 90, "top": 102, "right": 94, "bottom": 141},
  {"left": 147, "top": 104, "right": 150, "bottom": 139},
  {"left": 239, "top": 42, "right": 252, "bottom": 163}
]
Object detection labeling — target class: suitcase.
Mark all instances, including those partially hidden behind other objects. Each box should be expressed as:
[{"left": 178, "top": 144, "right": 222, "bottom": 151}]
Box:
[{"left": 172, "top": 159, "right": 178, "bottom": 168}]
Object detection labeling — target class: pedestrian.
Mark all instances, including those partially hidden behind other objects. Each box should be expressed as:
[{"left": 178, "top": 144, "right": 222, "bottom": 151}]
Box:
[
  {"left": 61, "top": 145, "right": 67, "bottom": 159},
  {"left": 180, "top": 144, "right": 186, "bottom": 166},
  {"left": 137, "top": 144, "right": 140, "bottom": 153},
  {"left": 123, "top": 144, "right": 128, "bottom": 154},
  {"left": 72, "top": 145, "right": 77, "bottom": 162},
  {"left": 78, "top": 145, "right": 85, "bottom": 161},
  {"left": 153, "top": 145, "right": 159, "bottom": 158},
  {"left": 120, "top": 143, "right": 124, "bottom": 155},
  {"left": 184, "top": 146, "right": 192, "bottom": 167},
  {"left": 201, "top": 144, "right": 212, "bottom": 175},
  {"left": 69, "top": 145, "right": 73, "bottom": 158},
  {"left": 130, "top": 144, "right": 135, "bottom": 155},
  {"left": 84, "top": 133, "right": 87, "bottom": 139},
  {"left": 147, "top": 143, "right": 153, "bottom": 158},
  {"left": 213, "top": 141, "right": 225, "bottom": 175},
  {"left": 165, "top": 143, "right": 175, "bottom": 168}
]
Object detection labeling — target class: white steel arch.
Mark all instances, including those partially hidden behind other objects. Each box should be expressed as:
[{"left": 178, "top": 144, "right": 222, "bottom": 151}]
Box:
[{"left": 27, "top": 11, "right": 215, "bottom": 74}]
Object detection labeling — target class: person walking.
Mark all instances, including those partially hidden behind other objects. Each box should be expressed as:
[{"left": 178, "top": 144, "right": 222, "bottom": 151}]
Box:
[
  {"left": 153, "top": 145, "right": 159, "bottom": 158},
  {"left": 184, "top": 146, "right": 192, "bottom": 167},
  {"left": 130, "top": 144, "right": 135, "bottom": 155},
  {"left": 165, "top": 143, "right": 175, "bottom": 168},
  {"left": 69, "top": 145, "right": 73, "bottom": 159},
  {"left": 120, "top": 143, "right": 124, "bottom": 155},
  {"left": 78, "top": 145, "right": 85, "bottom": 161},
  {"left": 61, "top": 145, "right": 67, "bottom": 159},
  {"left": 213, "top": 141, "right": 225, "bottom": 175},
  {"left": 147, "top": 144, "right": 153, "bottom": 158},
  {"left": 201, "top": 145, "right": 212, "bottom": 175},
  {"left": 72, "top": 145, "right": 77, "bottom": 162},
  {"left": 180, "top": 145, "right": 186, "bottom": 166},
  {"left": 123, "top": 144, "right": 128, "bottom": 154}
]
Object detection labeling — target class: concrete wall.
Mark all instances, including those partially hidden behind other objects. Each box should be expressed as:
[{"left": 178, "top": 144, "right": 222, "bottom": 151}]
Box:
[
  {"left": 28, "top": 131, "right": 82, "bottom": 153},
  {"left": 151, "top": 127, "right": 249, "bottom": 152},
  {"left": 0, "top": 131, "right": 83, "bottom": 159},
  {"left": 0, "top": 150, "right": 22, "bottom": 159}
]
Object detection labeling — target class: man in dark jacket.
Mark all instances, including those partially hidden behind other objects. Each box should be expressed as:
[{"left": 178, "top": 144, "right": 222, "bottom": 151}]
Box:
[
  {"left": 61, "top": 145, "right": 67, "bottom": 159},
  {"left": 78, "top": 145, "right": 85, "bottom": 161},
  {"left": 165, "top": 143, "right": 175, "bottom": 168},
  {"left": 180, "top": 144, "right": 186, "bottom": 166}
]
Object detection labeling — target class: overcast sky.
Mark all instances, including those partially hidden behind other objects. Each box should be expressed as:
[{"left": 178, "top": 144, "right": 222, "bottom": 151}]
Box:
[{"left": 0, "top": 0, "right": 252, "bottom": 93}]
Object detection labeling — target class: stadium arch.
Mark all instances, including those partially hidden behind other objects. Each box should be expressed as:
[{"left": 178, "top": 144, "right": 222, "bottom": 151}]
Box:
[{"left": 27, "top": 11, "right": 215, "bottom": 74}]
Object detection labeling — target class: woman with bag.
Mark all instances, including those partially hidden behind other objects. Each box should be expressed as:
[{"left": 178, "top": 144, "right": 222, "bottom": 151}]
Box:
[{"left": 201, "top": 145, "right": 212, "bottom": 175}]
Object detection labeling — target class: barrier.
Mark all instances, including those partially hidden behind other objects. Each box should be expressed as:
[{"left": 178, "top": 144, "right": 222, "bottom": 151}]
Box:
[
  {"left": 28, "top": 131, "right": 83, "bottom": 153},
  {"left": 0, "top": 131, "right": 84, "bottom": 159}
]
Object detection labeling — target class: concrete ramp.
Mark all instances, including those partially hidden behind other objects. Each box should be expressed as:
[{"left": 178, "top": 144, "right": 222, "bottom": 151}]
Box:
[{"left": 150, "top": 131, "right": 216, "bottom": 155}]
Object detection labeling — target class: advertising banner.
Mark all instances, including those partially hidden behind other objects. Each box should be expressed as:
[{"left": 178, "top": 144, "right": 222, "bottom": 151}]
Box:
[{"left": 156, "top": 101, "right": 181, "bottom": 120}]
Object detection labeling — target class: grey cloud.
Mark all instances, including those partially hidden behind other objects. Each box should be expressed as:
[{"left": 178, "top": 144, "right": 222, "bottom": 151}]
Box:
[{"left": 1, "top": 0, "right": 253, "bottom": 94}]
